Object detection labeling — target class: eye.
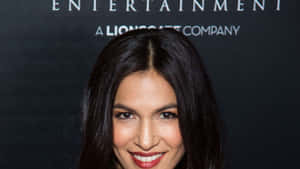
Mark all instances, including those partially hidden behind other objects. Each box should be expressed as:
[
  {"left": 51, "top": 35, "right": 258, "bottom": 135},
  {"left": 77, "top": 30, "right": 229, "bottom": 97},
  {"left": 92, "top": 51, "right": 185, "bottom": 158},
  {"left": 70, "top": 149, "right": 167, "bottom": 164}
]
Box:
[
  {"left": 115, "top": 112, "right": 134, "bottom": 120},
  {"left": 160, "top": 112, "right": 178, "bottom": 119}
]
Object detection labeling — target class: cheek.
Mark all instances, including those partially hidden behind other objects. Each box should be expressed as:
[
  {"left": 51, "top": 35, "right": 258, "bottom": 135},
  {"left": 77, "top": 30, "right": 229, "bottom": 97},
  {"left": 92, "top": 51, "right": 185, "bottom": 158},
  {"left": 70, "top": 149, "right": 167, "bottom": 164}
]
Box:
[
  {"left": 157, "top": 121, "right": 183, "bottom": 147},
  {"left": 113, "top": 121, "right": 137, "bottom": 147}
]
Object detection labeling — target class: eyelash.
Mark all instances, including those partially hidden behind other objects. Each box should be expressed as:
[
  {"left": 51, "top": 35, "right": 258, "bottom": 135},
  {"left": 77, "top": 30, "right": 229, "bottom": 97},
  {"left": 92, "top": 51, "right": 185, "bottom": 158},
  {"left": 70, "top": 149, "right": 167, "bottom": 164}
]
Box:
[
  {"left": 114, "top": 112, "right": 178, "bottom": 120},
  {"left": 160, "top": 112, "right": 178, "bottom": 119},
  {"left": 115, "top": 112, "right": 134, "bottom": 119}
]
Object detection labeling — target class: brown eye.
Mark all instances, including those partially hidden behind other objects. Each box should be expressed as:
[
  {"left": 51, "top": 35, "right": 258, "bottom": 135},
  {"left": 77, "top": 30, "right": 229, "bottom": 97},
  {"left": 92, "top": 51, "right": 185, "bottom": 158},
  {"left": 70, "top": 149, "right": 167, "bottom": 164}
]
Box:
[
  {"left": 160, "top": 112, "right": 178, "bottom": 119},
  {"left": 115, "top": 112, "right": 134, "bottom": 119}
]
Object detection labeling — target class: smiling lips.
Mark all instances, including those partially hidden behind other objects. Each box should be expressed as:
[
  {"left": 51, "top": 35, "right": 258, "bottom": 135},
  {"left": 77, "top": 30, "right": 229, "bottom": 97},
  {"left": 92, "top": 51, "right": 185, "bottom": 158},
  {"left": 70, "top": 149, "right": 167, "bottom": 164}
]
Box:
[{"left": 130, "top": 152, "right": 165, "bottom": 168}]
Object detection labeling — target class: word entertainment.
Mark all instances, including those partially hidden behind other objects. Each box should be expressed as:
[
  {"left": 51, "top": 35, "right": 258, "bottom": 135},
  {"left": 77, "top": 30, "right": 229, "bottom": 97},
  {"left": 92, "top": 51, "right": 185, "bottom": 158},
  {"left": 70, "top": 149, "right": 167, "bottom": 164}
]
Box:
[{"left": 52, "top": 0, "right": 281, "bottom": 12}]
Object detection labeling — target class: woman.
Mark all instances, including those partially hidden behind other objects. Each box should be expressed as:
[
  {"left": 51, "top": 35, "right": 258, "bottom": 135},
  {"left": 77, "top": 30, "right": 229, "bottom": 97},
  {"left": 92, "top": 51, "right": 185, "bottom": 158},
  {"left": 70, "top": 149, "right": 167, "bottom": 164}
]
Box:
[{"left": 79, "top": 28, "right": 224, "bottom": 169}]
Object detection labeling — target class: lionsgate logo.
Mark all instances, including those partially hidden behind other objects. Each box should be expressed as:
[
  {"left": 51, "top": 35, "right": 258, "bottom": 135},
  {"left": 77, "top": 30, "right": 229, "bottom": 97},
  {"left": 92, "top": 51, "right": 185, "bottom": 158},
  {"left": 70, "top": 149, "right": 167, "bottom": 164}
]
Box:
[{"left": 51, "top": 0, "right": 281, "bottom": 12}]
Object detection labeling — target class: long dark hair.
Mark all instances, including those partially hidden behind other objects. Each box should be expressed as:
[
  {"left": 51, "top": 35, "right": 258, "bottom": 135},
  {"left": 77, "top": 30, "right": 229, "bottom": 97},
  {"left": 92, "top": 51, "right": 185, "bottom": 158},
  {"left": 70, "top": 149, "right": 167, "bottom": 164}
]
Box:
[{"left": 79, "top": 28, "right": 224, "bottom": 169}]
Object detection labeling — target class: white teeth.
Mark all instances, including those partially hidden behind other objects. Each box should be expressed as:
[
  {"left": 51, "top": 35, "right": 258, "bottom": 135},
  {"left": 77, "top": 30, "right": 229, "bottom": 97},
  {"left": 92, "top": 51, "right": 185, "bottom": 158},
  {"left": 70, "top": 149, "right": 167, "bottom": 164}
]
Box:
[{"left": 133, "top": 153, "right": 163, "bottom": 162}]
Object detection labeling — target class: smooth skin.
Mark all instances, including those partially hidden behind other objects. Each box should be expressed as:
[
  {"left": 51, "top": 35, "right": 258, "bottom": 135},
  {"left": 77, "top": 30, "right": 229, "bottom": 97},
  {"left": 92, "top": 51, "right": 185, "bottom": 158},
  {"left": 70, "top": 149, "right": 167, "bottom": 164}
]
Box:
[{"left": 113, "top": 70, "right": 185, "bottom": 169}]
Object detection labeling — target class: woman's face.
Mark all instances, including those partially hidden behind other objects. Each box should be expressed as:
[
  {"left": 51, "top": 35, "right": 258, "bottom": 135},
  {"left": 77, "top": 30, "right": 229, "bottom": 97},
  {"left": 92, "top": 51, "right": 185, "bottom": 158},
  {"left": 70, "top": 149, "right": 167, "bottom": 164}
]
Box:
[{"left": 113, "top": 70, "right": 185, "bottom": 169}]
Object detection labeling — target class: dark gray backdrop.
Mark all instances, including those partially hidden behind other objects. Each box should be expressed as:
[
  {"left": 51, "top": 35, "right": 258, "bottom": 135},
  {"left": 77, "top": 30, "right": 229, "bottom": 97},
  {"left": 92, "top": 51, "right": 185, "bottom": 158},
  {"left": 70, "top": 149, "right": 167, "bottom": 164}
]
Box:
[{"left": 1, "top": 0, "right": 299, "bottom": 169}]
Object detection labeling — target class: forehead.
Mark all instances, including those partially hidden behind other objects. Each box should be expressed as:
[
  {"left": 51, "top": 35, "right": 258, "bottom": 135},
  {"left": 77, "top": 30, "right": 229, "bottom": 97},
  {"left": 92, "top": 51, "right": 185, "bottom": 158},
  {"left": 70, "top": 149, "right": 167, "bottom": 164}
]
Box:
[{"left": 114, "top": 70, "right": 177, "bottom": 109}]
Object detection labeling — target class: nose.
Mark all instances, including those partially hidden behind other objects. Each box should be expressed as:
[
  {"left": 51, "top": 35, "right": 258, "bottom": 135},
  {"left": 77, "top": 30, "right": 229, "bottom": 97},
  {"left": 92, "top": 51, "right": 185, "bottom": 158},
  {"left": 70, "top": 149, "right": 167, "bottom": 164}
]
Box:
[{"left": 135, "top": 119, "right": 159, "bottom": 150}]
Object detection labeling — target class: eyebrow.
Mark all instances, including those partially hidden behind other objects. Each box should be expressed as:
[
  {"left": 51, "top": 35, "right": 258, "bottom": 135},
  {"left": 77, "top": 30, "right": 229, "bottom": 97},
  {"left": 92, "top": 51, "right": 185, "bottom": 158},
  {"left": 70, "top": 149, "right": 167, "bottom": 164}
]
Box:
[{"left": 113, "top": 103, "right": 177, "bottom": 114}]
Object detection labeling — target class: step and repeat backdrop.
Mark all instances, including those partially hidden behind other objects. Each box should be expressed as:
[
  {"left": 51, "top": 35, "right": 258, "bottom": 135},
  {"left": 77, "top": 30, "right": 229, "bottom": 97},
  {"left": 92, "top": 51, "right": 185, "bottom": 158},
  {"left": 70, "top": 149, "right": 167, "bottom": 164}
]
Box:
[{"left": 1, "top": 0, "right": 299, "bottom": 169}]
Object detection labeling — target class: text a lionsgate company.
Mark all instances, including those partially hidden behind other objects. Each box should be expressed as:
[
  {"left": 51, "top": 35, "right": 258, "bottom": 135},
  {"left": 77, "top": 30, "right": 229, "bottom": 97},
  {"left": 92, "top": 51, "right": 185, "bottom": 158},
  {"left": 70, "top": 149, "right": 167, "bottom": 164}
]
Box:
[{"left": 95, "top": 25, "right": 241, "bottom": 37}]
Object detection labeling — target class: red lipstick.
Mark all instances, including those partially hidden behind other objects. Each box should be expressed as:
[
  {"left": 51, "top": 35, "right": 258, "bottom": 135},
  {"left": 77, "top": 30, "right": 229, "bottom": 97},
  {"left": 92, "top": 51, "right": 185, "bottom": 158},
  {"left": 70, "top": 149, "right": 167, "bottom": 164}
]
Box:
[{"left": 130, "top": 152, "right": 165, "bottom": 168}]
